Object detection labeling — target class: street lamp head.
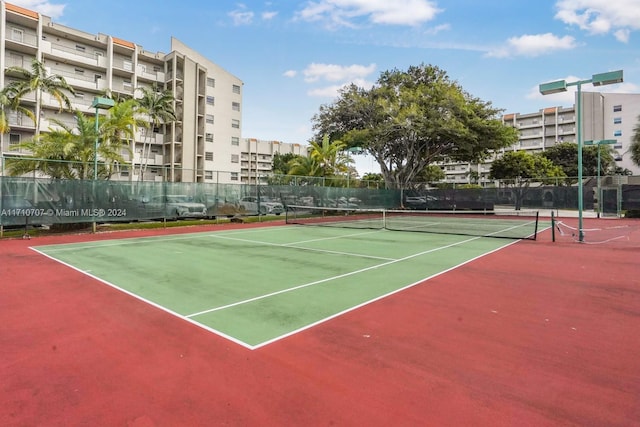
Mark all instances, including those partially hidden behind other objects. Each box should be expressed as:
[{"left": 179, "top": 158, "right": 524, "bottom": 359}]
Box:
[
  {"left": 91, "top": 96, "right": 115, "bottom": 110},
  {"left": 539, "top": 80, "right": 567, "bottom": 95},
  {"left": 591, "top": 70, "right": 623, "bottom": 87}
]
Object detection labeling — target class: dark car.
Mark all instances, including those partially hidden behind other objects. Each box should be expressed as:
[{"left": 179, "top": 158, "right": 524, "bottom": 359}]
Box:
[{"left": 0, "top": 195, "right": 41, "bottom": 228}]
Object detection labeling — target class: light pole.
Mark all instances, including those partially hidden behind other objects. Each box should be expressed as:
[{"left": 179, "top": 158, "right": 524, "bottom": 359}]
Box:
[
  {"left": 91, "top": 97, "right": 115, "bottom": 180},
  {"left": 539, "top": 70, "right": 623, "bottom": 242},
  {"left": 90, "top": 96, "right": 115, "bottom": 232},
  {"left": 584, "top": 139, "right": 616, "bottom": 218}
]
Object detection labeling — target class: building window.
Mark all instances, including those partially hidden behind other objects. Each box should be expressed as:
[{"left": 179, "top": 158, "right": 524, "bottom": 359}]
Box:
[
  {"left": 613, "top": 105, "right": 622, "bottom": 112},
  {"left": 613, "top": 117, "right": 622, "bottom": 124},
  {"left": 75, "top": 68, "right": 85, "bottom": 75},
  {"left": 75, "top": 92, "right": 85, "bottom": 100},
  {"left": 123, "top": 60, "right": 132, "bottom": 71},
  {"left": 232, "top": 84, "right": 241, "bottom": 94},
  {"left": 9, "top": 133, "right": 20, "bottom": 145},
  {"left": 232, "top": 102, "right": 240, "bottom": 111},
  {"left": 232, "top": 119, "right": 240, "bottom": 129},
  {"left": 207, "top": 78, "right": 215, "bottom": 88},
  {"left": 230, "top": 172, "right": 239, "bottom": 181},
  {"left": 11, "top": 28, "right": 23, "bottom": 42},
  {"left": 205, "top": 133, "right": 214, "bottom": 142},
  {"left": 231, "top": 137, "right": 239, "bottom": 146},
  {"left": 206, "top": 114, "right": 214, "bottom": 124},
  {"left": 231, "top": 154, "right": 239, "bottom": 163},
  {"left": 614, "top": 130, "right": 622, "bottom": 137},
  {"left": 205, "top": 152, "right": 214, "bottom": 161},
  {"left": 205, "top": 170, "right": 213, "bottom": 180},
  {"left": 206, "top": 96, "right": 215, "bottom": 105},
  {"left": 75, "top": 44, "right": 86, "bottom": 52},
  {"left": 123, "top": 79, "right": 132, "bottom": 89}
]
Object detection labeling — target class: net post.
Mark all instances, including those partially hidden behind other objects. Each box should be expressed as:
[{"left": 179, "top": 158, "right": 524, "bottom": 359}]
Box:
[
  {"left": 551, "top": 211, "right": 556, "bottom": 242},
  {"left": 532, "top": 211, "right": 539, "bottom": 241}
]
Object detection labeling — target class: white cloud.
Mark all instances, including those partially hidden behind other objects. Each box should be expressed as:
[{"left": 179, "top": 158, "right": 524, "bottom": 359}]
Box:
[
  {"left": 9, "top": 0, "right": 65, "bottom": 18},
  {"left": 308, "top": 78, "right": 374, "bottom": 98},
  {"left": 283, "top": 70, "right": 297, "bottom": 78},
  {"left": 296, "top": 0, "right": 442, "bottom": 28},
  {"left": 486, "top": 33, "right": 577, "bottom": 58},
  {"left": 303, "top": 63, "right": 376, "bottom": 82},
  {"left": 228, "top": 4, "right": 254, "bottom": 26},
  {"left": 300, "top": 63, "right": 376, "bottom": 99},
  {"left": 424, "top": 23, "right": 450, "bottom": 35},
  {"left": 555, "top": 0, "right": 640, "bottom": 42},
  {"left": 262, "top": 11, "right": 278, "bottom": 20},
  {"left": 614, "top": 29, "right": 630, "bottom": 43}
]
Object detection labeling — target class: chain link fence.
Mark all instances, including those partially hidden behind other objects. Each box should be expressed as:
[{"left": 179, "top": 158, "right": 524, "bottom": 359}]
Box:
[{"left": 1, "top": 173, "right": 639, "bottom": 228}]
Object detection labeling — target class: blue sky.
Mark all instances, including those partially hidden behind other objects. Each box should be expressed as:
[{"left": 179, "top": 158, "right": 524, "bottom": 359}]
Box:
[{"left": 13, "top": 0, "right": 640, "bottom": 173}]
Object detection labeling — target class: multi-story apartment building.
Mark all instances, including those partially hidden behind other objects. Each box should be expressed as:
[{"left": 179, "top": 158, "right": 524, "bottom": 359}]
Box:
[
  {"left": 442, "top": 91, "right": 640, "bottom": 185},
  {"left": 240, "top": 138, "right": 309, "bottom": 184},
  {"left": 0, "top": 1, "right": 243, "bottom": 183}
]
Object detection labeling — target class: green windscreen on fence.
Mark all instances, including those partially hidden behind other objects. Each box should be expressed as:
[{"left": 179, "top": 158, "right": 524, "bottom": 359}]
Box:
[
  {"left": 1, "top": 175, "right": 638, "bottom": 228},
  {"left": 0, "top": 177, "right": 401, "bottom": 226}
]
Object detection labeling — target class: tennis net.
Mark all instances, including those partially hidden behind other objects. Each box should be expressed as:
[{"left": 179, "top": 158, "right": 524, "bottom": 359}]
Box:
[{"left": 285, "top": 205, "right": 540, "bottom": 240}]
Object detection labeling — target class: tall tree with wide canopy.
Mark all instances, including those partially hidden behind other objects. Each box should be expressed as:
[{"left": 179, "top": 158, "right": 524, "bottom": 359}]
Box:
[
  {"left": 542, "top": 141, "right": 614, "bottom": 179},
  {"left": 312, "top": 64, "right": 518, "bottom": 189},
  {"left": 489, "top": 150, "right": 566, "bottom": 209},
  {"left": 6, "top": 58, "right": 75, "bottom": 135}
]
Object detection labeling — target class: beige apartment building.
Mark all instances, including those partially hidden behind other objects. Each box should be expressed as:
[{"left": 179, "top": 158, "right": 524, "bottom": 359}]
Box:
[
  {"left": 441, "top": 91, "right": 640, "bottom": 185},
  {"left": 0, "top": 1, "right": 245, "bottom": 183},
  {"left": 240, "top": 138, "right": 309, "bottom": 184}
]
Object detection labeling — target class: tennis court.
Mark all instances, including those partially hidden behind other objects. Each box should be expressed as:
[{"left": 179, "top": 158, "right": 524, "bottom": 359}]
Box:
[
  {"left": 32, "top": 210, "right": 540, "bottom": 349},
  {"left": 4, "top": 211, "right": 640, "bottom": 426}
]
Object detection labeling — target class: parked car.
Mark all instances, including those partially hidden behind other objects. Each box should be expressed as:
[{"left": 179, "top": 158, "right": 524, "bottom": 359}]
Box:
[
  {"left": 144, "top": 195, "right": 207, "bottom": 219},
  {"left": 239, "top": 196, "right": 284, "bottom": 215},
  {"left": 0, "top": 195, "right": 41, "bottom": 228},
  {"left": 404, "top": 195, "right": 437, "bottom": 209}
]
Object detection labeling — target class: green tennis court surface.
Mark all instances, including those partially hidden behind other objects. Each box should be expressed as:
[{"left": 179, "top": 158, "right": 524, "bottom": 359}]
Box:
[{"left": 33, "top": 225, "right": 529, "bottom": 349}]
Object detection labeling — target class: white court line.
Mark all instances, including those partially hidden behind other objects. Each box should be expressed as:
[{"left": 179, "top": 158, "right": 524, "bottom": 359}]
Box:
[
  {"left": 29, "top": 246, "right": 256, "bottom": 350},
  {"left": 209, "top": 231, "right": 396, "bottom": 261},
  {"left": 34, "top": 225, "right": 304, "bottom": 252},
  {"left": 185, "top": 234, "right": 482, "bottom": 319},
  {"left": 253, "top": 238, "right": 523, "bottom": 350}
]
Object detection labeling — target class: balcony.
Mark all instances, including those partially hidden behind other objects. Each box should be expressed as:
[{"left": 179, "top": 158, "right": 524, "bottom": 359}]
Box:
[
  {"left": 136, "top": 64, "right": 165, "bottom": 82},
  {"left": 4, "top": 29, "right": 38, "bottom": 55},
  {"left": 7, "top": 112, "right": 35, "bottom": 129},
  {"left": 41, "top": 40, "right": 107, "bottom": 69}
]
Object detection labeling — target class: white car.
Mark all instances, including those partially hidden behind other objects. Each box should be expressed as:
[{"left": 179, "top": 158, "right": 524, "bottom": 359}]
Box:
[
  {"left": 146, "top": 195, "right": 207, "bottom": 219},
  {"left": 239, "top": 196, "right": 284, "bottom": 215}
]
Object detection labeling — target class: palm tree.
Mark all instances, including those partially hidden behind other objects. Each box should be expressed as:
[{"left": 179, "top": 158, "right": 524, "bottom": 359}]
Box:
[
  {"left": 100, "top": 98, "right": 142, "bottom": 178},
  {"left": 5, "top": 111, "right": 127, "bottom": 180},
  {"left": 7, "top": 58, "right": 75, "bottom": 135},
  {"left": 136, "top": 85, "right": 176, "bottom": 179},
  {"left": 309, "top": 135, "right": 353, "bottom": 177},
  {"left": 288, "top": 155, "right": 322, "bottom": 178},
  {"left": 631, "top": 115, "right": 640, "bottom": 168},
  {"left": 0, "top": 83, "right": 35, "bottom": 134}
]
